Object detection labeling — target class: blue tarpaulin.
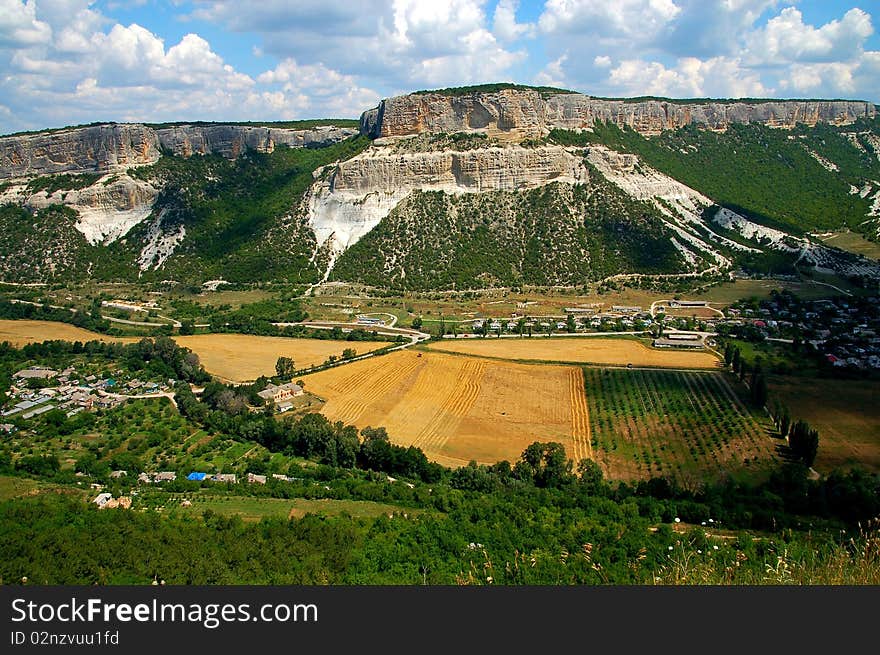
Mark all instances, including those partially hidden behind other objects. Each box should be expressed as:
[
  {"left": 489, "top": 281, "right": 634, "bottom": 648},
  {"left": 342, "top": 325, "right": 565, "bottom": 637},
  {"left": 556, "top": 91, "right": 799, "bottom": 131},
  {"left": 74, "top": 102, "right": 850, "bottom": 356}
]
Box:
[{"left": 187, "top": 472, "right": 207, "bottom": 481}]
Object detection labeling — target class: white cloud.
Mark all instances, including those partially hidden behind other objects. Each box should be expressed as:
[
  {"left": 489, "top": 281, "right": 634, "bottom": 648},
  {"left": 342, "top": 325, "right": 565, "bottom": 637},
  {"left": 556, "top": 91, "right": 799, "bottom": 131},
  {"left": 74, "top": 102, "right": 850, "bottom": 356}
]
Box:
[
  {"left": 193, "top": 0, "right": 526, "bottom": 92},
  {"left": 534, "top": 54, "right": 570, "bottom": 87},
  {"left": 538, "top": 0, "right": 682, "bottom": 41},
  {"left": 1, "top": 0, "right": 879, "bottom": 134},
  {"left": 492, "top": 0, "right": 535, "bottom": 42},
  {"left": 745, "top": 7, "right": 873, "bottom": 65},
  {"left": 0, "top": 0, "right": 51, "bottom": 48},
  {"left": 533, "top": 1, "right": 878, "bottom": 102},
  {"left": 607, "top": 57, "right": 767, "bottom": 98},
  {"left": 0, "top": 1, "right": 381, "bottom": 133},
  {"left": 257, "top": 58, "right": 380, "bottom": 117}
]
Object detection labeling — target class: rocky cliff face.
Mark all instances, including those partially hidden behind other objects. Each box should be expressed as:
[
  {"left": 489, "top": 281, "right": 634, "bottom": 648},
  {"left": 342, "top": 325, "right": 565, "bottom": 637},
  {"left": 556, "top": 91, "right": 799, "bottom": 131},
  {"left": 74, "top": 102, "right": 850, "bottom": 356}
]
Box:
[
  {"left": 0, "top": 123, "right": 358, "bottom": 178},
  {"left": 155, "top": 125, "right": 358, "bottom": 158},
  {"left": 361, "top": 89, "right": 876, "bottom": 138},
  {"left": 306, "top": 144, "right": 588, "bottom": 270},
  {"left": 0, "top": 124, "right": 161, "bottom": 179},
  {"left": 2, "top": 173, "right": 158, "bottom": 245}
]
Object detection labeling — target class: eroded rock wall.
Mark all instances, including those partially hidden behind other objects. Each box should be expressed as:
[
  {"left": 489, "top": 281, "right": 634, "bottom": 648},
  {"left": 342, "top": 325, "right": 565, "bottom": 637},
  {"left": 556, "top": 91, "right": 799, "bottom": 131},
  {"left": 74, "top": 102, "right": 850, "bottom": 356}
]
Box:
[
  {"left": 362, "top": 89, "right": 876, "bottom": 139},
  {"left": 0, "top": 123, "right": 358, "bottom": 178}
]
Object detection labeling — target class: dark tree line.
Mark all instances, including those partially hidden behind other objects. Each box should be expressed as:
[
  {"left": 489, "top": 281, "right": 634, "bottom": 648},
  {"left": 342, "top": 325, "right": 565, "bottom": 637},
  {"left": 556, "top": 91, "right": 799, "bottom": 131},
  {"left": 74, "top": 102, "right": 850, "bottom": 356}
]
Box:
[{"left": 726, "top": 342, "right": 819, "bottom": 467}]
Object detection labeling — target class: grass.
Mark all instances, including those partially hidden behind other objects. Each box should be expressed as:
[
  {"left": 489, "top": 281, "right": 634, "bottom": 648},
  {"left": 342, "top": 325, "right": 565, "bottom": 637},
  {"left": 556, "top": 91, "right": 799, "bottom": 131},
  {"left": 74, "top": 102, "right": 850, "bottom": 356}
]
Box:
[
  {"left": 0, "top": 475, "right": 86, "bottom": 501},
  {"left": 819, "top": 231, "right": 880, "bottom": 261},
  {"left": 0, "top": 476, "right": 39, "bottom": 501},
  {"left": 155, "top": 493, "right": 413, "bottom": 522},
  {"left": 768, "top": 375, "right": 880, "bottom": 474},
  {"left": 693, "top": 279, "right": 858, "bottom": 304}
]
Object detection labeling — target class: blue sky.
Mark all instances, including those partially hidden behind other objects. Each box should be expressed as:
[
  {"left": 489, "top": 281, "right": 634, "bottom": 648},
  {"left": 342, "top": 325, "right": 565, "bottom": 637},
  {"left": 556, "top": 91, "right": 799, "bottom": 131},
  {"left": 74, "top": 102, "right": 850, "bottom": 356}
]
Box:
[{"left": 1, "top": 1, "right": 878, "bottom": 133}]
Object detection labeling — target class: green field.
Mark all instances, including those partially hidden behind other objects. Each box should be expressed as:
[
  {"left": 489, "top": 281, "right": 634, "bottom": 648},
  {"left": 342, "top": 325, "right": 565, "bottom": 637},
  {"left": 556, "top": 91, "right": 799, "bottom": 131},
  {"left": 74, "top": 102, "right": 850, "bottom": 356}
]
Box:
[
  {"left": 0, "top": 475, "right": 86, "bottom": 501},
  {"left": 584, "top": 368, "right": 777, "bottom": 486},
  {"left": 152, "top": 493, "right": 414, "bottom": 522},
  {"left": 819, "top": 231, "right": 880, "bottom": 261}
]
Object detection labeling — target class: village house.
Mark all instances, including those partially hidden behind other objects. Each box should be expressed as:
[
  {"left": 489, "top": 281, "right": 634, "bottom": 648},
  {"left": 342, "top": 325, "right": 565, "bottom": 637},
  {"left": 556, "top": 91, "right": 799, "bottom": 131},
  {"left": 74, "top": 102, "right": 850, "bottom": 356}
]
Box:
[
  {"left": 258, "top": 382, "right": 304, "bottom": 404},
  {"left": 92, "top": 492, "right": 113, "bottom": 508},
  {"left": 13, "top": 367, "right": 58, "bottom": 380}
]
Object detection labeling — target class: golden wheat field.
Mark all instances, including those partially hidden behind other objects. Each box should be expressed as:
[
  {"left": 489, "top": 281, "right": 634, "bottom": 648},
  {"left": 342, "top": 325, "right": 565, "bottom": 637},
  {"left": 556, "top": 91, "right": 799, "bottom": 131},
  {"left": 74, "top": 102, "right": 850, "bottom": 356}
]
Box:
[
  {"left": 426, "top": 337, "right": 721, "bottom": 368},
  {"left": 0, "top": 320, "right": 391, "bottom": 382},
  {"left": 0, "top": 320, "right": 136, "bottom": 345},
  {"left": 172, "top": 334, "right": 393, "bottom": 382},
  {"left": 302, "top": 350, "right": 591, "bottom": 468}
]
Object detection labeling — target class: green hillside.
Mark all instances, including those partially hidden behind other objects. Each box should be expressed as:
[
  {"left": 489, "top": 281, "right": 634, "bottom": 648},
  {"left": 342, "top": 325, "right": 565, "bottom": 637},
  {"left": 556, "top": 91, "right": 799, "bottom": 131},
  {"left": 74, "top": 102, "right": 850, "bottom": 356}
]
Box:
[
  {"left": 330, "top": 173, "right": 689, "bottom": 290},
  {"left": 0, "top": 136, "right": 370, "bottom": 284},
  {"left": 549, "top": 119, "right": 880, "bottom": 236}
]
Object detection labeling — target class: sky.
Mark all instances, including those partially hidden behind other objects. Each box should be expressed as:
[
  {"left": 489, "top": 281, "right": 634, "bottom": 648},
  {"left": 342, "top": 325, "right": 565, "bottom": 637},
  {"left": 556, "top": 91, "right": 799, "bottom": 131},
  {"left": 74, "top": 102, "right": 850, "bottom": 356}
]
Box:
[{"left": 1, "top": 0, "right": 878, "bottom": 134}]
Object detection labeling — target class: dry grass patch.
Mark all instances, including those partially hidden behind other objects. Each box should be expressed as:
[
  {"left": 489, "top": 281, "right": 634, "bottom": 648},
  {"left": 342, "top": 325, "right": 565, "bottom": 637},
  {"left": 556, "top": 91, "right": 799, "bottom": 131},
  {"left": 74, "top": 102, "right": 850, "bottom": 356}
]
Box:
[
  {"left": 303, "top": 350, "right": 588, "bottom": 468},
  {"left": 0, "top": 320, "right": 136, "bottom": 346},
  {"left": 173, "top": 334, "right": 393, "bottom": 382},
  {"left": 769, "top": 376, "right": 880, "bottom": 474},
  {"left": 0, "top": 320, "right": 392, "bottom": 383},
  {"left": 426, "top": 337, "right": 721, "bottom": 369}
]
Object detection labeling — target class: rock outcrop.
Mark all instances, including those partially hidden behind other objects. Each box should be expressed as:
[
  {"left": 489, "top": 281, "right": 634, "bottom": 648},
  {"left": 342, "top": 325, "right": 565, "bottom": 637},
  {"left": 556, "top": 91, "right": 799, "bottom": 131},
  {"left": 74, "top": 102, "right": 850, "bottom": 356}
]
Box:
[
  {"left": 0, "top": 124, "right": 161, "bottom": 179},
  {"left": 0, "top": 123, "right": 358, "bottom": 178},
  {"left": 361, "top": 88, "right": 876, "bottom": 139},
  {"left": 306, "top": 144, "right": 588, "bottom": 267},
  {"left": 155, "top": 125, "right": 358, "bottom": 158},
  {"left": 10, "top": 173, "right": 158, "bottom": 245}
]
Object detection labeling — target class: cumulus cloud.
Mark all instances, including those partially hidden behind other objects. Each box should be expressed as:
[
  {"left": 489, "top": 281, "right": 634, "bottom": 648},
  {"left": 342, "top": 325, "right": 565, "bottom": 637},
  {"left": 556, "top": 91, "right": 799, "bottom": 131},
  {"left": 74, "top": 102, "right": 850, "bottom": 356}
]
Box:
[
  {"left": 193, "top": 0, "right": 526, "bottom": 92},
  {"left": 535, "top": 0, "right": 878, "bottom": 102},
  {"left": 493, "top": 0, "right": 535, "bottom": 42},
  {"left": 0, "top": 0, "right": 384, "bottom": 132},
  {"left": 608, "top": 56, "right": 768, "bottom": 98},
  {"left": 538, "top": 0, "right": 682, "bottom": 42},
  {"left": 257, "top": 58, "right": 380, "bottom": 117},
  {"left": 745, "top": 7, "right": 873, "bottom": 65},
  {"left": 0, "top": 0, "right": 52, "bottom": 48}
]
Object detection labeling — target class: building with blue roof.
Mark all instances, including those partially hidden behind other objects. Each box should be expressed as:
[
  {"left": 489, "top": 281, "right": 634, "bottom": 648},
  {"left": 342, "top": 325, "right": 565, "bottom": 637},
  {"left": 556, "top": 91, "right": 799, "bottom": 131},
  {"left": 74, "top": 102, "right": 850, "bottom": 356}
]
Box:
[{"left": 187, "top": 472, "right": 208, "bottom": 481}]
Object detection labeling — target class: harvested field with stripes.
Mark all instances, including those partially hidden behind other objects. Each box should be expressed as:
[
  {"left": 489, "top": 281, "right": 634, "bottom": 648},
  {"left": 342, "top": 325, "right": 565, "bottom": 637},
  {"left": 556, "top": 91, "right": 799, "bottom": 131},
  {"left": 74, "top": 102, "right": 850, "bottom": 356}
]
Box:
[
  {"left": 426, "top": 337, "right": 721, "bottom": 369},
  {"left": 302, "top": 350, "right": 587, "bottom": 468},
  {"left": 583, "top": 368, "right": 777, "bottom": 485}
]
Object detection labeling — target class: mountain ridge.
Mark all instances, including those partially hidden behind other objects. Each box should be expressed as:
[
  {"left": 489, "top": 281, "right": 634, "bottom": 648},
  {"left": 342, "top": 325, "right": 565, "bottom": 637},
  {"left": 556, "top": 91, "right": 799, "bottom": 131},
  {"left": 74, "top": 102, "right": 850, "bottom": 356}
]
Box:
[{"left": 0, "top": 85, "right": 878, "bottom": 289}]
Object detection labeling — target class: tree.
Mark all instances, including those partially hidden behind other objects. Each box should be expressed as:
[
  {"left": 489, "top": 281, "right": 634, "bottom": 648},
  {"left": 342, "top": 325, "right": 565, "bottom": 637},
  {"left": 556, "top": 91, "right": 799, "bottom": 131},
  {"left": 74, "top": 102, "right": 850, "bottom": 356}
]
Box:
[
  {"left": 514, "top": 442, "right": 573, "bottom": 488},
  {"left": 179, "top": 319, "right": 195, "bottom": 336},
  {"left": 341, "top": 348, "right": 357, "bottom": 360},
  {"left": 779, "top": 406, "right": 791, "bottom": 438},
  {"left": 411, "top": 316, "right": 423, "bottom": 330},
  {"left": 752, "top": 374, "right": 768, "bottom": 408},
  {"left": 788, "top": 419, "right": 819, "bottom": 467},
  {"left": 576, "top": 458, "right": 604, "bottom": 494},
  {"left": 566, "top": 313, "right": 576, "bottom": 333},
  {"left": 275, "top": 356, "right": 295, "bottom": 380}
]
